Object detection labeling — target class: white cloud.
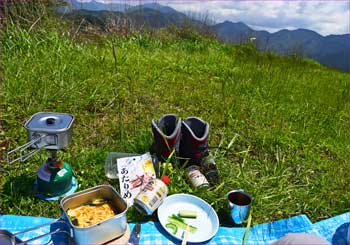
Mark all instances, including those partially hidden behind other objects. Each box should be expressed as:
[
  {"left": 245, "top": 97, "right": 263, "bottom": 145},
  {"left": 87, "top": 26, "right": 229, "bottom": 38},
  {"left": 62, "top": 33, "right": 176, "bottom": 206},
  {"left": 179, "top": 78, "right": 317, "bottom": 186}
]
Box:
[{"left": 165, "top": 0, "right": 350, "bottom": 35}]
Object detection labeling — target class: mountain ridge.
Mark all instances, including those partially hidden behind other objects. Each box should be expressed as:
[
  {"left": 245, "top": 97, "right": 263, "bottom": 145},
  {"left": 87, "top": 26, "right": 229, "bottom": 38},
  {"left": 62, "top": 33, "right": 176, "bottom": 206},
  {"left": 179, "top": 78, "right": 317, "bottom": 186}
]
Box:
[{"left": 64, "top": 1, "right": 350, "bottom": 71}]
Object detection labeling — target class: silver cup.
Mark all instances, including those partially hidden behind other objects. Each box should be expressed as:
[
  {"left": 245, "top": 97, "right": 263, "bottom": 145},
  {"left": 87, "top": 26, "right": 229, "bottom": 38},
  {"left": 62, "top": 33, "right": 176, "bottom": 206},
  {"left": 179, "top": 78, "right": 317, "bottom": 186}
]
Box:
[{"left": 227, "top": 189, "right": 252, "bottom": 224}]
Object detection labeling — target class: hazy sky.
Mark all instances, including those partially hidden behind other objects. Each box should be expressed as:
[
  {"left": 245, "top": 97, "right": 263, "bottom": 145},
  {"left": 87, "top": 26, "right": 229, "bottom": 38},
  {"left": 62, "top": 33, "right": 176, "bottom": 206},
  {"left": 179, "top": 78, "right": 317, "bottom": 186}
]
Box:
[{"left": 75, "top": 0, "right": 350, "bottom": 36}]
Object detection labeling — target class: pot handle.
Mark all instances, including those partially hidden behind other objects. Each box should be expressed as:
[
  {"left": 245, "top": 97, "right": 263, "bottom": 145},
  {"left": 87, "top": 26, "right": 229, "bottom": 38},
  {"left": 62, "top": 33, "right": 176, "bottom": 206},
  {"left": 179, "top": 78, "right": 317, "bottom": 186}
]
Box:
[
  {"left": 13, "top": 219, "right": 66, "bottom": 236},
  {"left": 17, "top": 228, "right": 71, "bottom": 245},
  {"left": 6, "top": 134, "right": 47, "bottom": 164},
  {"left": 14, "top": 219, "right": 72, "bottom": 245}
]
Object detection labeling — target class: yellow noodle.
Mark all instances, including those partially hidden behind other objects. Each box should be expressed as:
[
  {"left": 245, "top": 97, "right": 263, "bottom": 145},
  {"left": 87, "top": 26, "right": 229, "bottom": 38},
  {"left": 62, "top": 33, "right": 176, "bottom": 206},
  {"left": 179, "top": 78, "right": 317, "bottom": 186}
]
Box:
[{"left": 67, "top": 200, "right": 116, "bottom": 227}]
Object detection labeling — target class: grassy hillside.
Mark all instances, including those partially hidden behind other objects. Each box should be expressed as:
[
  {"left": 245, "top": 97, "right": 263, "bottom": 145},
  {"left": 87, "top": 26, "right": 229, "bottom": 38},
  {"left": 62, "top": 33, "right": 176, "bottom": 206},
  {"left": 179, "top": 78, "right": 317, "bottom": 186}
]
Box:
[{"left": 1, "top": 9, "right": 350, "bottom": 226}]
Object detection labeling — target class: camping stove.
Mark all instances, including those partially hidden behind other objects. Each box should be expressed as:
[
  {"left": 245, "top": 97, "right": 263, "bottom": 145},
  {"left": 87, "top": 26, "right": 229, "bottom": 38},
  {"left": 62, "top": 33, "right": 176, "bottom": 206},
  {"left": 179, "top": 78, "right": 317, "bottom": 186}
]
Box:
[{"left": 7, "top": 112, "right": 76, "bottom": 198}]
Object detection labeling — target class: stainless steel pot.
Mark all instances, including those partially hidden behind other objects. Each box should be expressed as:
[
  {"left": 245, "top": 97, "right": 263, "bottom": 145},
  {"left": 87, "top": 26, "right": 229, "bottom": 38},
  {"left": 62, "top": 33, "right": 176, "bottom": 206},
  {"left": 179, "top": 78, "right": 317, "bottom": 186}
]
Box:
[
  {"left": 24, "top": 112, "right": 74, "bottom": 150},
  {"left": 7, "top": 112, "right": 74, "bottom": 163},
  {"left": 0, "top": 186, "right": 127, "bottom": 245},
  {"left": 60, "top": 185, "right": 128, "bottom": 245}
]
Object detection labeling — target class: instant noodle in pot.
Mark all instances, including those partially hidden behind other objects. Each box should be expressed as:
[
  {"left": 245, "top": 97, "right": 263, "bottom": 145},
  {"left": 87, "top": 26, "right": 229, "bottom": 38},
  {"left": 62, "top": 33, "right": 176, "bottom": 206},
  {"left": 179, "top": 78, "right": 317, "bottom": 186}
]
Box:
[{"left": 60, "top": 185, "right": 128, "bottom": 245}]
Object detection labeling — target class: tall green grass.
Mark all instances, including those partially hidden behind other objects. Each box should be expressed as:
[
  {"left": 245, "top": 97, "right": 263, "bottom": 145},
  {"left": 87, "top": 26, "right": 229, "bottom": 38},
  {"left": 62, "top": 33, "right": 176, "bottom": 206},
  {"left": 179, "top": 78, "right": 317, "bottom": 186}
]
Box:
[{"left": 1, "top": 2, "right": 350, "bottom": 226}]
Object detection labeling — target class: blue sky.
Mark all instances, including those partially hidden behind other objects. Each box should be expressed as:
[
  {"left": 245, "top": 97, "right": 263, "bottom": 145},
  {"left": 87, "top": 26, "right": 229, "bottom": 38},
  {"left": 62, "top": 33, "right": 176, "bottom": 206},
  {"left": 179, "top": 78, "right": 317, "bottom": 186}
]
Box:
[{"left": 74, "top": 0, "right": 350, "bottom": 36}]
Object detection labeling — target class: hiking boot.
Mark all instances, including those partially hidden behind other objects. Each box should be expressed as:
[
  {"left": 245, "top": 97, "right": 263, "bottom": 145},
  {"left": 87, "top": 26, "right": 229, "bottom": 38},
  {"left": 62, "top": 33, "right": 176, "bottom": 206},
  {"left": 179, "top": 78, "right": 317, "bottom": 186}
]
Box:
[
  {"left": 151, "top": 114, "right": 182, "bottom": 161},
  {"left": 179, "top": 117, "right": 209, "bottom": 166}
]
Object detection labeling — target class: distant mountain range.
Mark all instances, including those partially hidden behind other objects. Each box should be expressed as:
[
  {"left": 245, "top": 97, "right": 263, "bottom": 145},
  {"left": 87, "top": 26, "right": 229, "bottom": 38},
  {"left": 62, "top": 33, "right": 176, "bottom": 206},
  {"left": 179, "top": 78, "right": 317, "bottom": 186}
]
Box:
[
  {"left": 215, "top": 21, "right": 350, "bottom": 72},
  {"left": 62, "top": 1, "right": 350, "bottom": 71}
]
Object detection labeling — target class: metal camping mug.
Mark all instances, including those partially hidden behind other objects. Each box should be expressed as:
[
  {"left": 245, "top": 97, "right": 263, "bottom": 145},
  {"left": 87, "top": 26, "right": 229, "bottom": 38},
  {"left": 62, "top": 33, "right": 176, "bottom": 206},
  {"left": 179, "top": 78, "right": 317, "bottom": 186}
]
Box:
[{"left": 227, "top": 189, "right": 252, "bottom": 224}]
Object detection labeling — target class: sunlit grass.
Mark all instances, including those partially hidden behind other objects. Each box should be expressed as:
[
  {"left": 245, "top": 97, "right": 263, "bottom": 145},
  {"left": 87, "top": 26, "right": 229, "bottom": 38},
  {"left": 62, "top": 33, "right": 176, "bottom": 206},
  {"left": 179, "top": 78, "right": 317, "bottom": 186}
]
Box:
[{"left": 1, "top": 4, "right": 350, "bottom": 226}]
